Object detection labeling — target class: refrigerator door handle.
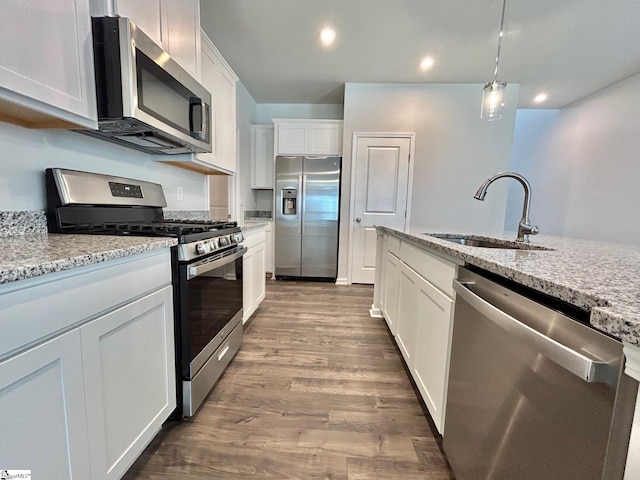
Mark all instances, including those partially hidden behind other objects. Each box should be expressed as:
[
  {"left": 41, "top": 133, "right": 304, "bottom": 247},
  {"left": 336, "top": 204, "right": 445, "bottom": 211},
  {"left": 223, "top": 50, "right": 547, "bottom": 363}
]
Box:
[
  {"left": 298, "top": 174, "right": 304, "bottom": 234},
  {"left": 301, "top": 174, "right": 307, "bottom": 234}
]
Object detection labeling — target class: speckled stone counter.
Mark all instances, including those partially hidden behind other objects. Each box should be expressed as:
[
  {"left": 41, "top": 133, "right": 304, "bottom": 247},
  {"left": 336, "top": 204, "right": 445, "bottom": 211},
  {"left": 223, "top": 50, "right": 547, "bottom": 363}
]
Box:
[
  {"left": 0, "top": 234, "right": 177, "bottom": 285},
  {"left": 241, "top": 222, "right": 269, "bottom": 232},
  {"left": 163, "top": 210, "right": 211, "bottom": 221},
  {"left": 380, "top": 227, "right": 640, "bottom": 345},
  {"left": 0, "top": 211, "right": 47, "bottom": 237}
]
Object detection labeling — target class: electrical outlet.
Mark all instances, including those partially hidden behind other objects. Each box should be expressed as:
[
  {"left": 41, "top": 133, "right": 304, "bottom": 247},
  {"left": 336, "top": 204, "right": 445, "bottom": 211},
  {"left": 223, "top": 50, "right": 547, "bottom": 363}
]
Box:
[{"left": 176, "top": 186, "right": 183, "bottom": 201}]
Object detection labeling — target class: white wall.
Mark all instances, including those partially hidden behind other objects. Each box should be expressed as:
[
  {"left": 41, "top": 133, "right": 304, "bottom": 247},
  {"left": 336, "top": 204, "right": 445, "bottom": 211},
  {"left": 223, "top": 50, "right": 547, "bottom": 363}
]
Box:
[
  {"left": 507, "top": 73, "right": 640, "bottom": 244},
  {"left": 0, "top": 122, "right": 207, "bottom": 212},
  {"left": 339, "top": 82, "right": 519, "bottom": 281},
  {"left": 256, "top": 104, "right": 343, "bottom": 124}
]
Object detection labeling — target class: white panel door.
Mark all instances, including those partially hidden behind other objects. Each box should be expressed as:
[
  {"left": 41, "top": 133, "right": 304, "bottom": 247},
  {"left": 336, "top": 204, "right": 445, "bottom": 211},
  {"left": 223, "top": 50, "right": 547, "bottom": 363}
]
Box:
[
  {"left": 0, "top": 330, "right": 91, "bottom": 479},
  {"left": 351, "top": 135, "right": 412, "bottom": 284},
  {"left": 81, "top": 286, "right": 175, "bottom": 480}
]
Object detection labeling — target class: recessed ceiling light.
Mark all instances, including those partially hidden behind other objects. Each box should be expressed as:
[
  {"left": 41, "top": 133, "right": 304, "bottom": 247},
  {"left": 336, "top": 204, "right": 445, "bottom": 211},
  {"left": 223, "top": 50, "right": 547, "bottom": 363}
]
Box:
[
  {"left": 419, "top": 57, "right": 434, "bottom": 71},
  {"left": 533, "top": 93, "right": 548, "bottom": 103},
  {"left": 319, "top": 27, "right": 336, "bottom": 47}
]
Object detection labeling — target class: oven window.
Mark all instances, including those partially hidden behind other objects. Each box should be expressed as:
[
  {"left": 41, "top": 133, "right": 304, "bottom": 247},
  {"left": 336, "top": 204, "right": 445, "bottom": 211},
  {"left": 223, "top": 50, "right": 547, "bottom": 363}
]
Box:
[{"left": 186, "top": 255, "right": 243, "bottom": 365}]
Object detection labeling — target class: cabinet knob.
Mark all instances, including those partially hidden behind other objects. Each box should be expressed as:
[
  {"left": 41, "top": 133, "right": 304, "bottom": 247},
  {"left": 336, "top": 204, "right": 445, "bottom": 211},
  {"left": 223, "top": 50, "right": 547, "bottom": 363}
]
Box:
[{"left": 355, "top": 217, "right": 362, "bottom": 223}]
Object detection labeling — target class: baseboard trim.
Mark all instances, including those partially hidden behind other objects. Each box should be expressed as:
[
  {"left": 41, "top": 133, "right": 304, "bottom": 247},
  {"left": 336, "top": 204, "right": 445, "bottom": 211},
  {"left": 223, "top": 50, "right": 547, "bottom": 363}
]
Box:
[
  {"left": 335, "top": 277, "right": 349, "bottom": 285},
  {"left": 370, "top": 305, "right": 383, "bottom": 318}
]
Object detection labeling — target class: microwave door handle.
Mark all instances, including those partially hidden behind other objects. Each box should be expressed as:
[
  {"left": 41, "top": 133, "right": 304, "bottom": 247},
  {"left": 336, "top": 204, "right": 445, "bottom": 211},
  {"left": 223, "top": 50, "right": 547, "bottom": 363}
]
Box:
[{"left": 189, "top": 97, "right": 203, "bottom": 139}]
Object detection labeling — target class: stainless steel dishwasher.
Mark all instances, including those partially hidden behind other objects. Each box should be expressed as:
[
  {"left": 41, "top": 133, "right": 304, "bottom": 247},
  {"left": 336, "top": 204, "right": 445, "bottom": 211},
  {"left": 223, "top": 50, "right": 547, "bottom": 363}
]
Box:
[{"left": 443, "top": 266, "right": 637, "bottom": 480}]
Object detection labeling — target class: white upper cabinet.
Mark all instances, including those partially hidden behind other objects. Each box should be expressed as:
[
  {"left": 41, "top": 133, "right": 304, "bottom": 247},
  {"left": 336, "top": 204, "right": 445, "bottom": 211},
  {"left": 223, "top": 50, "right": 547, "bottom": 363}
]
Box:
[
  {"left": 93, "top": 0, "right": 201, "bottom": 80},
  {"left": 273, "top": 119, "right": 343, "bottom": 156},
  {"left": 251, "top": 125, "right": 274, "bottom": 189},
  {"left": 194, "top": 30, "right": 238, "bottom": 174},
  {"left": 160, "top": 0, "right": 201, "bottom": 79},
  {"left": 0, "top": 0, "right": 97, "bottom": 129}
]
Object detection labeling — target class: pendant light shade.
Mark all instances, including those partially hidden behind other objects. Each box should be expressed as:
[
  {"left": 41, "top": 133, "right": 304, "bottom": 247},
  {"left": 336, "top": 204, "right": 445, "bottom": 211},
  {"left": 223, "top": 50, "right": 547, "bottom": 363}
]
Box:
[
  {"left": 481, "top": 0, "right": 508, "bottom": 121},
  {"left": 481, "top": 81, "right": 506, "bottom": 121}
]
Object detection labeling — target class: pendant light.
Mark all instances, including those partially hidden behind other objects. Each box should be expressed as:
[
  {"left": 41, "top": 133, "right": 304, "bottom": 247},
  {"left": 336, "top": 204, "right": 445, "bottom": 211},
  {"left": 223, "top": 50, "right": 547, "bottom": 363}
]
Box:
[{"left": 481, "top": 0, "right": 508, "bottom": 121}]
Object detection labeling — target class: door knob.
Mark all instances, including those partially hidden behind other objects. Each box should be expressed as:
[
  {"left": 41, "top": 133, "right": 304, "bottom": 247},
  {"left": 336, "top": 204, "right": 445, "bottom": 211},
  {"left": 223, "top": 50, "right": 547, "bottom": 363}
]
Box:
[{"left": 355, "top": 217, "right": 362, "bottom": 222}]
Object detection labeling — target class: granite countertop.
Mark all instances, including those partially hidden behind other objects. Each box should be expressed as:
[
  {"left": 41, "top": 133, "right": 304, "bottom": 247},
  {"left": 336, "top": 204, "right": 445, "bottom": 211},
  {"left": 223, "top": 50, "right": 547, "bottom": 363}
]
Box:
[
  {"left": 0, "top": 234, "right": 177, "bottom": 285},
  {"left": 241, "top": 221, "right": 269, "bottom": 232},
  {"left": 381, "top": 227, "right": 640, "bottom": 345}
]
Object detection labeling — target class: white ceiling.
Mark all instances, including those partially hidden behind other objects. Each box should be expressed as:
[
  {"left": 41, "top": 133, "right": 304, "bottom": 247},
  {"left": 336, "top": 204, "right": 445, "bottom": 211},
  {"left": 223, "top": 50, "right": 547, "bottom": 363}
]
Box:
[{"left": 200, "top": 0, "right": 640, "bottom": 109}]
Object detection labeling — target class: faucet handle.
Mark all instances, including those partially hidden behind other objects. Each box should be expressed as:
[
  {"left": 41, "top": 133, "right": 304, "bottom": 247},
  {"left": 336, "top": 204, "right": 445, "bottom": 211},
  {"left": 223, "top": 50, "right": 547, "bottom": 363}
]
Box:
[
  {"left": 517, "top": 222, "right": 539, "bottom": 242},
  {"left": 519, "top": 222, "right": 539, "bottom": 235}
]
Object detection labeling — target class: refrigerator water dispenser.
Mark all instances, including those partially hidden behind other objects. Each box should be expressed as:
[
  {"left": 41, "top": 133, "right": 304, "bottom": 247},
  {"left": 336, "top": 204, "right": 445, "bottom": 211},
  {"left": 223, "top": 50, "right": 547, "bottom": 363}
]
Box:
[{"left": 282, "top": 189, "right": 297, "bottom": 215}]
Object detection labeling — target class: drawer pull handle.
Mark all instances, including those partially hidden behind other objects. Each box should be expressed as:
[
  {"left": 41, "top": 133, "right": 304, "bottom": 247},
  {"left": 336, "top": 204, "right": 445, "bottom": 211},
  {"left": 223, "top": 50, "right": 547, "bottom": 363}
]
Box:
[{"left": 217, "top": 344, "right": 230, "bottom": 362}]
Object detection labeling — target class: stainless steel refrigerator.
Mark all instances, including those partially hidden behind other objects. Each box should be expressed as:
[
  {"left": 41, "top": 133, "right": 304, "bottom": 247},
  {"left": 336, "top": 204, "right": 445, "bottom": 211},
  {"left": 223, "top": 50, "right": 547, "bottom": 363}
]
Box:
[{"left": 275, "top": 156, "right": 341, "bottom": 280}]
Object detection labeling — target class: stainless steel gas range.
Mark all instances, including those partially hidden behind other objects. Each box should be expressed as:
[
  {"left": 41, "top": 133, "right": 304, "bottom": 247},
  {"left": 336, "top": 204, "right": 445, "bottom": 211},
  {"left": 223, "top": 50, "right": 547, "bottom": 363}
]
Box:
[{"left": 45, "top": 168, "right": 245, "bottom": 418}]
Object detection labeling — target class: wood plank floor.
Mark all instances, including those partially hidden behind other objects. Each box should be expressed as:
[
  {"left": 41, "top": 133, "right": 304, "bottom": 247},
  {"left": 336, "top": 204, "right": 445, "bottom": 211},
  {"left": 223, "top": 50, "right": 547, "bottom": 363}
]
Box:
[{"left": 123, "top": 280, "right": 455, "bottom": 479}]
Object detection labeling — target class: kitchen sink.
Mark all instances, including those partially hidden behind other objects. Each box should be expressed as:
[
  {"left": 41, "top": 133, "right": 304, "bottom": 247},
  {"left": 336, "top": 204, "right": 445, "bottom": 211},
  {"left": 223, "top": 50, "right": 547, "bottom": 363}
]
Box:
[{"left": 425, "top": 234, "right": 553, "bottom": 251}]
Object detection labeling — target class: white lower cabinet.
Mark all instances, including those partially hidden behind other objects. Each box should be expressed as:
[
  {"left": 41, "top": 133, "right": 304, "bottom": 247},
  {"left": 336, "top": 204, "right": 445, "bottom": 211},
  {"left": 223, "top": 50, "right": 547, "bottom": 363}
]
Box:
[
  {"left": 396, "top": 264, "right": 420, "bottom": 365},
  {"left": 412, "top": 274, "right": 454, "bottom": 434},
  {"left": 0, "top": 330, "right": 91, "bottom": 478},
  {"left": 376, "top": 232, "right": 457, "bottom": 434},
  {"left": 382, "top": 247, "right": 401, "bottom": 336},
  {"left": 243, "top": 227, "right": 266, "bottom": 323},
  {"left": 383, "top": 252, "right": 401, "bottom": 335},
  {"left": 264, "top": 221, "right": 274, "bottom": 275},
  {"left": 0, "top": 250, "right": 175, "bottom": 480},
  {"left": 82, "top": 286, "right": 175, "bottom": 480}
]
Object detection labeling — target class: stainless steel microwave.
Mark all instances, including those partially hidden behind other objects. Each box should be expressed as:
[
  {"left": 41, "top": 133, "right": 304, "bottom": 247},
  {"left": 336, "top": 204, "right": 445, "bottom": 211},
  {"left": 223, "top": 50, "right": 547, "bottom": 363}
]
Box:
[{"left": 81, "top": 16, "right": 212, "bottom": 155}]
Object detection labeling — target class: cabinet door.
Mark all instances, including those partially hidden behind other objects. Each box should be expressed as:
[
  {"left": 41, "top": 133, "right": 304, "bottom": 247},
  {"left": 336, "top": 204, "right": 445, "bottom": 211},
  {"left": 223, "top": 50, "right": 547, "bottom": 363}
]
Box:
[
  {"left": 212, "top": 52, "right": 237, "bottom": 173},
  {"left": 252, "top": 242, "right": 266, "bottom": 307},
  {"left": 242, "top": 246, "right": 256, "bottom": 323},
  {"left": 383, "top": 251, "right": 401, "bottom": 335},
  {"left": 265, "top": 222, "right": 274, "bottom": 276},
  {"left": 412, "top": 279, "right": 454, "bottom": 435},
  {"left": 161, "top": 0, "right": 200, "bottom": 79},
  {"left": 308, "top": 123, "right": 342, "bottom": 155},
  {"left": 113, "top": 0, "right": 162, "bottom": 46},
  {"left": 277, "top": 124, "right": 308, "bottom": 155},
  {"left": 0, "top": 0, "right": 97, "bottom": 128},
  {"left": 251, "top": 126, "right": 275, "bottom": 189},
  {"left": 378, "top": 237, "right": 389, "bottom": 314},
  {"left": 396, "top": 264, "right": 421, "bottom": 368},
  {"left": 197, "top": 32, "right": 237, "bottom": 174},
  {"left": 0, "top": 330, "right": 91, "bottom": 479},
  {"left": 81, "top": 286, "right": 175, "bottom": 480}
]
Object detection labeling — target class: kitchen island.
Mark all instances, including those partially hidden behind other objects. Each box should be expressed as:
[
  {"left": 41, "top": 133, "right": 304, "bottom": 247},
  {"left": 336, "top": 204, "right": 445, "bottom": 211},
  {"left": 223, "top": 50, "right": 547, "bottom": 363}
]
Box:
[{"left": 372, "top": 226, "right": 640, "bottom": 480}]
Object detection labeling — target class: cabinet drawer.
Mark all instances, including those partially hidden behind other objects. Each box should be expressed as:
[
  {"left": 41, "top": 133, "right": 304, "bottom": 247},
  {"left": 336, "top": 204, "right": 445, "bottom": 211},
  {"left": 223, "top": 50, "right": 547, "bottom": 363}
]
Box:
[
  {"left": 0, "top": 250, "right": 171, "bottom": 360},
  {"left": 400, "top": 242, "right": 456, "bottom": 297},
  {"left": 243, "top": 227, "right": 267, "bottom": 248},
  {"left": 387, "top": 234, "right": 401, "bottom": 257}
]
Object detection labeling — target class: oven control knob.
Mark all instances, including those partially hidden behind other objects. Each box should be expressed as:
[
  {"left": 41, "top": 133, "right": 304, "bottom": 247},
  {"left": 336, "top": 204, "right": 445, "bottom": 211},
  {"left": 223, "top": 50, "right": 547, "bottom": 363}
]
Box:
[
  {"left": 219, "top": 236, "right": 229, "bottom": 247},
  {"left": 208, "top": 240, "right": 217, "bottom": 251},
  {"left": 196, "top": 242, "right": 209, "bottom": 254},
  {"left": 233, "top": 233, "right": 244, "bottom": 243}
]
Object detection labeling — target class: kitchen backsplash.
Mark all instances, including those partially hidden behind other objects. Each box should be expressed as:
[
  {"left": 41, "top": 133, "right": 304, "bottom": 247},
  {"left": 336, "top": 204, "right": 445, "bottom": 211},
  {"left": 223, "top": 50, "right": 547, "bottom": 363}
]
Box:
[
  {"left": 0, "top": 210, "right": 215, "bottom": 237},
  {"left": 0, "top": 211, "right": 47, "bottom": 237},
  {"left": 244, "top": 210, "right": 272, "bottom": 220},
  {"left": 163, "top": 210, "right": 211, "bottom": 221}
]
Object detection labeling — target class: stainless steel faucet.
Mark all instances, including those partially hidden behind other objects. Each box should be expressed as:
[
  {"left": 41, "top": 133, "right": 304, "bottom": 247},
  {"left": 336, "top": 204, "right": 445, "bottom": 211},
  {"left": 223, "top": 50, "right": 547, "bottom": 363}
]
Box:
[{"left": 474, "top": 171, "right": 539, "bottom": 242}]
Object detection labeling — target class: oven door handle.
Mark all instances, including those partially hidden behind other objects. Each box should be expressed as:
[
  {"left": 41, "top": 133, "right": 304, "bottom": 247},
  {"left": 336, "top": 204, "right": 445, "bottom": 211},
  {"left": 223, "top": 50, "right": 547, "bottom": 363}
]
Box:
[{"left": 187, "top": 246, "right": 247, "bottom": 280}]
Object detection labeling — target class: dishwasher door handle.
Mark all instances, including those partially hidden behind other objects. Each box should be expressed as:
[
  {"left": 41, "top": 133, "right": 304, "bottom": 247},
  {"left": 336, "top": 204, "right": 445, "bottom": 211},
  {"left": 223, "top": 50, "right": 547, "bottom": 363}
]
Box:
[{"left": 453, "top": 279, "right": 619, "bottom": 386}]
